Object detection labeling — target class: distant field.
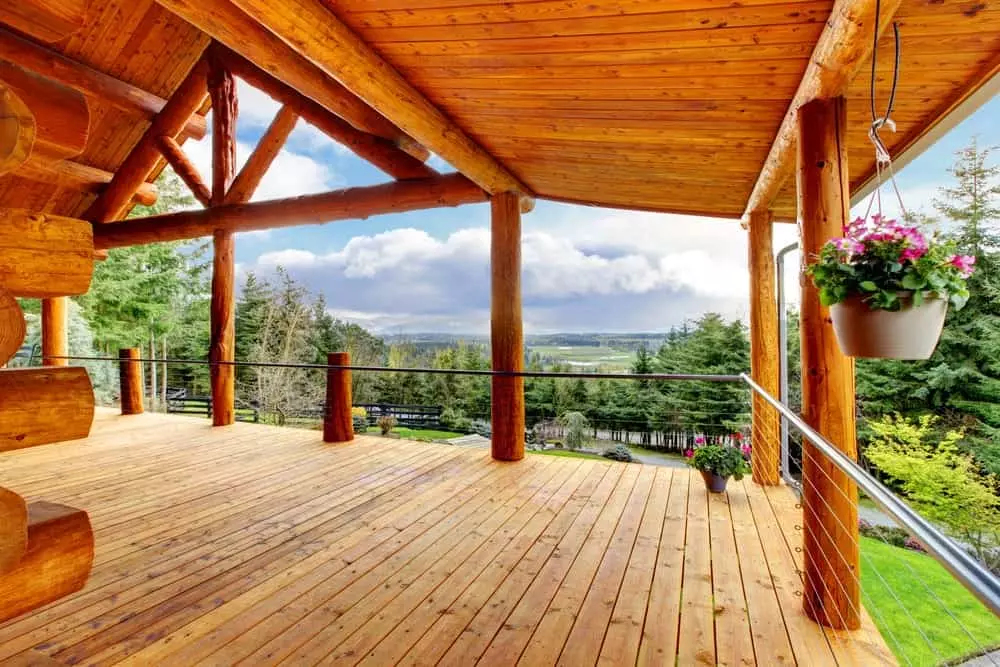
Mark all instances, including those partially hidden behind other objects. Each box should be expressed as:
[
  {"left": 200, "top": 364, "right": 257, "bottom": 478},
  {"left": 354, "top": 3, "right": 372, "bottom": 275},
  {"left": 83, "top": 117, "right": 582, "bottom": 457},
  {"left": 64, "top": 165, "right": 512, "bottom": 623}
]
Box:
[{"left": 528, "top": 345, "right": 636, "bottom": 370}]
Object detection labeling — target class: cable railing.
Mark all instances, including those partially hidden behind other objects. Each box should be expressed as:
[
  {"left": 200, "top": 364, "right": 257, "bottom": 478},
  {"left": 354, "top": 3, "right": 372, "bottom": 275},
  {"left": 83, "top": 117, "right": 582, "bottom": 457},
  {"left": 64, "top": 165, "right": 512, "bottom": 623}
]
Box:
[
  {"left": 26, "top": 352, "right": 1000, "bottom": 664},
  {"left": 745, "top": 374, "right": 1000, "bottom": 666}
]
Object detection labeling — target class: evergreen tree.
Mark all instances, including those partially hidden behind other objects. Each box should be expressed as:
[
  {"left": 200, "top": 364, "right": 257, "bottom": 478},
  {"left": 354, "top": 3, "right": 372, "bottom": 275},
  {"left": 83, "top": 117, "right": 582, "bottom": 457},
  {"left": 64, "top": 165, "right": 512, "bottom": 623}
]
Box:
[{"left": 857, "top": 142, "right": 1000, "bottom": 472}]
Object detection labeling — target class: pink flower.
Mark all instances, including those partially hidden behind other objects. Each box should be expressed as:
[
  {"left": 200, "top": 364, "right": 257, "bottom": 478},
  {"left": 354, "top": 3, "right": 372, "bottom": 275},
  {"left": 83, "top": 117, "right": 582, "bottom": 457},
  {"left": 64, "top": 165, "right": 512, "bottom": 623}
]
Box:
[
  {"left": 694, "top": 435, "right": 706, "bottom": 445},
  {"left": 741, "top": 444, "right": 752, "bottom": 456},
  {"left": 832, "top": 237, "right": 865, "bottom": 256},
  {"left": 900, "top": 246, "right": 926, "bottom": 262},
  {"left": 950, "top": 255, "right": 976, "bottom": 278},
  {"left": 684, "top": 449, "right": 694, "bottom": 459}
]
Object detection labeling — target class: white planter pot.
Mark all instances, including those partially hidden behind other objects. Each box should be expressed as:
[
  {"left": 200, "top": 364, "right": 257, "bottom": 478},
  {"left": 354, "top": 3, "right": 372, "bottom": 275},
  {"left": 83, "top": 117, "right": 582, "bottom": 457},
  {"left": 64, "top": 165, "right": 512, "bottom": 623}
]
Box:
[{"left": 830, "top": 295, "right": 947, "bottom": 360}]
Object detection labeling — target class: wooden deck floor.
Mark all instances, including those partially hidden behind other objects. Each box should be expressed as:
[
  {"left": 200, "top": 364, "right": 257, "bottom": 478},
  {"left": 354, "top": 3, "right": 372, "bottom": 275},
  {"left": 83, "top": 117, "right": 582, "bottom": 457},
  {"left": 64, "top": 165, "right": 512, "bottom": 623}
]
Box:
[{"left": 0, "top": 411, "right": 894, "bottom": 666}]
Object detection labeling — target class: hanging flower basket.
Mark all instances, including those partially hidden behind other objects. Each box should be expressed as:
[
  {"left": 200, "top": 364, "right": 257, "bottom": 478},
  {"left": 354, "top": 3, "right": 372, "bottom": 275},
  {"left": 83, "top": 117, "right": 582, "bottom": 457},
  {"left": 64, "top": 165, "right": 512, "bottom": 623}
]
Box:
[
  {"left": 830, "top": 294, "right": 947, "bottom": 359},
  {"left": 807, "top": 215, "right": 975, "bottom": 360}
]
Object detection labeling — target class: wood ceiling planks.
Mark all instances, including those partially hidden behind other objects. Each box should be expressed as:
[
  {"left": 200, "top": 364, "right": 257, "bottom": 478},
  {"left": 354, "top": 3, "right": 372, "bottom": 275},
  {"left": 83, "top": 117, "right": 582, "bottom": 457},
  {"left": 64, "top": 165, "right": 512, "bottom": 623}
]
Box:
[
  {"left": 330, "top": 0, "right": 1000, "bottom": 218},
  {"left": 331, "top": 0, "right": 829, "bottom": 217}
]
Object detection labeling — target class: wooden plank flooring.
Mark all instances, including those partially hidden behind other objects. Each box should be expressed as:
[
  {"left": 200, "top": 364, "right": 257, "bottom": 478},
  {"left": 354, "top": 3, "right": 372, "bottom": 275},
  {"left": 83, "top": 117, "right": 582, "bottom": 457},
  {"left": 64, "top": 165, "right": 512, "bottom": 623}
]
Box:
[{"left": 0, "top": 410, "right": 894, "bottom": 666}]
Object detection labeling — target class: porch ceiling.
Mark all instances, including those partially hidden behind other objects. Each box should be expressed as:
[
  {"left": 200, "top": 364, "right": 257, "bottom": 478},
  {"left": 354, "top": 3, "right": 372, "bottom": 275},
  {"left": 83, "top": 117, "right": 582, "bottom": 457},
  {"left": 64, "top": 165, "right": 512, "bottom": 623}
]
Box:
[{"left": 0, "top": 0, "right": 997, "bottom": 222}]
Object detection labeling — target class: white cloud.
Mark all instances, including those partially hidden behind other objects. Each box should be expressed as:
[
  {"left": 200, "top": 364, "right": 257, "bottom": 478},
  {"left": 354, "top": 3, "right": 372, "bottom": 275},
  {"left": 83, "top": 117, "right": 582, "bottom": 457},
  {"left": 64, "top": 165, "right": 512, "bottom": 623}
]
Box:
[
  {"left": 245, "top": 210, "right": 794, "bottom": 333},
  {"left": 182, "top": 133, "right": 339, "bottom": 204}
]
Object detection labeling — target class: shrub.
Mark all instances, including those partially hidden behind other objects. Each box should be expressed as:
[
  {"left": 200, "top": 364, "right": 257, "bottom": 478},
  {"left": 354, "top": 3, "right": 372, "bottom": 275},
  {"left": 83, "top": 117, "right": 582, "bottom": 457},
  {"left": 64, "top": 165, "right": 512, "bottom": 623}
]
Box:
[
  {"left": 558, "top": 411, "right": 589, "bottom": 451},
  {"left": 440, "top": 407, "right": 474, "bottom": 433},
  {"left": 602, "top": 445, "right": 634, "bottom": 462},
  {"left": 351, "top": 406, "right": 368, "bottom": 434},
  {"left": 471, "top": 419, "right": 491, "bottom": 438},
  {"left": 377, "top": 415, "right": 397, "bottom": 436},
  {"left": 865, "top": 414, "right": 1000, "bottom": 566}
]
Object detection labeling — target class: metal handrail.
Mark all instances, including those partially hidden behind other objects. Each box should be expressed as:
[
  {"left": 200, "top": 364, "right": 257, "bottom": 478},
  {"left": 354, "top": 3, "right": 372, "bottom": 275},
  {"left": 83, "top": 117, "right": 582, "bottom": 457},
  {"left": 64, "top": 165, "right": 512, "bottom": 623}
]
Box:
[
  {"left": 46, "top": 355, "right": 743, "bottom": 382},
  {"left": 741, "top": 372, "right": 1000, "bottom": 618}
]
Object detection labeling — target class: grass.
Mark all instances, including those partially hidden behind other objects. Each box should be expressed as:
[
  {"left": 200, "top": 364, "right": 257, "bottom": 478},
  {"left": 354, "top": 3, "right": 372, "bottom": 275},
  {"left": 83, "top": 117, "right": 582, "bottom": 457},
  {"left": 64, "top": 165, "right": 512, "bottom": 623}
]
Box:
[
  {"left": 860, "top": 536, "right": 1000, "bottom": 665},
  {"left": 390, "top": 427, "right": 464, "bottom": 441},
  {"left": 527, "top": 344, "right": 636, "bottom": 371},
  {"left": 627, "top": 444, "right": 688, "bottom": 464},
  {"left": 529, "top": 449, "right": 607, "bottom": 461}
]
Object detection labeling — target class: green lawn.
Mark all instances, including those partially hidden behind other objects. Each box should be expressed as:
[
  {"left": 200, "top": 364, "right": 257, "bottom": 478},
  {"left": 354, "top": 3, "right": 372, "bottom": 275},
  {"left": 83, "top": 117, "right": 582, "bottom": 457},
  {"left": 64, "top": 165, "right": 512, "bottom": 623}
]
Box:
[
  {"left": 529, "top": 449, "right": 607, "bottom": 461},
  {"left": 390, "top": 427, "right": 464, "bottom": 441},
  {"left": 527, "top": 345, "right": 636, "bottom": 371},
  {"left": 860, "top": 536, "right": 1000, "bottom": 665}
]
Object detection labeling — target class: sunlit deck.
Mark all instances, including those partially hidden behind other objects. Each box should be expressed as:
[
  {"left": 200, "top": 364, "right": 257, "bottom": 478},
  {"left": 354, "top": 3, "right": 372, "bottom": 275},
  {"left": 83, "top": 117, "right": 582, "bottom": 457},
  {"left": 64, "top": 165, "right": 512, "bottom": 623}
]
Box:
[{"left": 0, "top": 411, "right": 892, "bottom": 666}]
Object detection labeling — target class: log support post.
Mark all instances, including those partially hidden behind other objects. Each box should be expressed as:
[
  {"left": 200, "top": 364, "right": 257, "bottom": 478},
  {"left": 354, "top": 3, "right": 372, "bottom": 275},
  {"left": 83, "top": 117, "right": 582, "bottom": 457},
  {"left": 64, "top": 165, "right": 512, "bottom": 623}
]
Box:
[
  {"left": 797, "top": 96, "right": 860, "bottom": 630},
  {"left": 118, "top": 348, "right": 143, "bottom": 415},
  {"left": 323, "top": 352, "right": 353, "bottom": 443},
  {"left": 208, "top": 47, "right": 237, "bottom": 427},
  {"left": 41, "top": 297, "right": 68, "bottom": 367},
  {"left": 490, "top": 191, "right": 525, "bottom": 461},
  {"left": 747, "top": 210, "right": 781, "bottom": 485}
]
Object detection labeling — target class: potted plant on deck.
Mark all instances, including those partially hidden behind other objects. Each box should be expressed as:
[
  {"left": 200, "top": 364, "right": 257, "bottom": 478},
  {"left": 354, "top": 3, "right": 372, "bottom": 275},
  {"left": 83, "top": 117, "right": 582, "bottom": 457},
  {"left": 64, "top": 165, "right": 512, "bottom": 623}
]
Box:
[
  {"left": 806, "top": 215, "right": 975, "bottom": 359},
  {"left": 685, "top": 436, "right": 751, "bottom": 493}
]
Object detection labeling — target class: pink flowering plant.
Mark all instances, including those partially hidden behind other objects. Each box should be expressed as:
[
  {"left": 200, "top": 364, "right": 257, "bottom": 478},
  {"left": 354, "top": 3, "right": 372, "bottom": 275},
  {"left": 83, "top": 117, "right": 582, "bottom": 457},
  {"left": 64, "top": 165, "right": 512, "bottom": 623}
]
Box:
[
  {"left": 806, "top": 215, "right": 975, "bottom": 311},
  {"left": 685, "top": 434, "right": 751, "bottom": 480}
]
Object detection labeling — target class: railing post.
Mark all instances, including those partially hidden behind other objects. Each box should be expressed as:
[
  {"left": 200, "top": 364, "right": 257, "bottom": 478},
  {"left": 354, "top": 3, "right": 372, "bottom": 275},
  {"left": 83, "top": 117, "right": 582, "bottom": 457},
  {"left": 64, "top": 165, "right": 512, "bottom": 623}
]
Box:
[
  {"left": 797, "top": 95, "right": 860, "bottom": 630},
  {"left": 747, "top": 209, "right": 781, "bottom": 485},
  {"left": 118, "top": 348, "right": 144, "bottom": 415},
  {"left": 41, "top": 297, "right": 68, "bottom": 367},
  {"left": 323, "top": 352, "right": 353, "bottom": 443}
]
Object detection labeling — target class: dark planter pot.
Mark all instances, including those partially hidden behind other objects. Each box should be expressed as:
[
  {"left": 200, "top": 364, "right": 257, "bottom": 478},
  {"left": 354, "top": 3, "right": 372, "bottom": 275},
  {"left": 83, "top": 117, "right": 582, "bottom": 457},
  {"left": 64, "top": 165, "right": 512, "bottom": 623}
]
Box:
[{"left": 699, "top": 470, "right": 730, "bottom": 493}]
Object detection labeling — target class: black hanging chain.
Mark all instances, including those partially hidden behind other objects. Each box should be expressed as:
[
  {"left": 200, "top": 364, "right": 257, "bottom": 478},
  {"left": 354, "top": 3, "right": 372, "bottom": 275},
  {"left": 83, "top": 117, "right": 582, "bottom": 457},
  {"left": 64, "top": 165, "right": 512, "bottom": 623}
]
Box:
[{"left": 869, "top": 0, "right": 902, "bottom": 161}]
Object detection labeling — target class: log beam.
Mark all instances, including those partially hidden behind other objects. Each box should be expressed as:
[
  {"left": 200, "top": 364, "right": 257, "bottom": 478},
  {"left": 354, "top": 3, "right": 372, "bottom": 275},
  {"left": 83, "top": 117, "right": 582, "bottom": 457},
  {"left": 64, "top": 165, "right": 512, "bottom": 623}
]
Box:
[
  {"left": 0, "top": 0, "right": 87, "bottom": 44},
  {"left": 490, "top": 191, "right": 526, "bottom": 462},
  {"left": 202, "top": 0, "right": 533, "bottom": 206},
  {"left": 94, "top": 174, "right": 488, "bottom": 249},
  {"left": 0, "top": 85, "right": 33, "bottom": 176},
  {"left": 0, "top": 28, "right": 206, "bottom": 140},
  {"left": 0, "top": 208, "right": 93, "bottom": 298},
  {"left": 742, "top": 0, "right": 903, "bottom": 219},
  {"left": 157, "top": 135, "right": 210, "bottom": 207},
  {"left": 0, "top": 368, "right": 94, "bottom": 452},
  {"left": 219, "top": 51, "right": 435, "bottom": 181},
  {"left": 797, "top": 96, "right": 860, "bottom": 630},
  {"left": 747, "top": 209, "right": 781, "bottom": 485},
  {"left": 41, "top": 297, "right": 68, "bottom": 367},
  {"left": 0, "top": 500, "right": 94, "bottom": 624},
  {"left": 1, "top": 62, "right": 89, "bottom": 162},
  {"left": 224, "top": 104, "right": 298, "bottom": 205},
  {"left": 18, "top": 154, "right": 158, "bottom": 206},
  {"left": 0, "top": 487, "right": 27, "bottom": 574},
  {"left": 209, "top": 48, "right": 237, "bottom": 428},
  {"left": 83, "top": 57, "right": 209, "bottom": 223},
  {"left": 154, "top": 0, "right": 424, "bottom": 158},
  {"left": 0, "top": 288, "right": 26, "bottom": 365}
]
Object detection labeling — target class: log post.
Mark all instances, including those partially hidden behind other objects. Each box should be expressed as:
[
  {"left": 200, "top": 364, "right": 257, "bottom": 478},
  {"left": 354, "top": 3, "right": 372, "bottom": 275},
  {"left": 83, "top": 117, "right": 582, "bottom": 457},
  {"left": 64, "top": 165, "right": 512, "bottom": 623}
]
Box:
[
  {"left": 41, "top": 297, "right": 68, "bottom": 367},
  {"left": 323, "top": 352, "right": 353, "bottom": 443},
  {"left": 490, "top": 191, "right": 525, "bottom": 461},
  {"left": 118, "top": 348, "right": 143, "bottom": 415},
  {"left": 797, "top": 96, "right": 860, "bottom": 630},
  {"left": 747, "top": 210, "right": 781, "bottom": 485},
  {"left": 208, "top": 47, "right": 237, "bottom": 427}
]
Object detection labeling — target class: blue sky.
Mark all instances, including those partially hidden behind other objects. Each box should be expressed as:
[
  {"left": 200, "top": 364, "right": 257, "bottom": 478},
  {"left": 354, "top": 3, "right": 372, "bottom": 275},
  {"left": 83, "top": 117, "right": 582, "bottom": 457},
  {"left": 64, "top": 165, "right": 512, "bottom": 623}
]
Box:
[{"left": 183, "top": 82, "right": 999, "bottom": 334}]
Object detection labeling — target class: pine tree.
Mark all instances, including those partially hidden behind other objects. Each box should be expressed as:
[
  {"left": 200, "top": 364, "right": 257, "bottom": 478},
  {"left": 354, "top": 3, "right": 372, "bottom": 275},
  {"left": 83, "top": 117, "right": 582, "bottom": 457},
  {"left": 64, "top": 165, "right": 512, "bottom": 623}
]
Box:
[{"left": 858, "top": 141, "right": 1000, "bottom": 473}]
